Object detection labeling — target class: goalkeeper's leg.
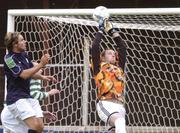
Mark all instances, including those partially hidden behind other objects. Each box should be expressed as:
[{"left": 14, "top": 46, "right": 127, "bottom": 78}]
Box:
[
  {"left": 97, "top": 101, "right": 126, "bottom": 133},
  {"left": 109, "top": 113, "right": 126, "bottom": 133}
]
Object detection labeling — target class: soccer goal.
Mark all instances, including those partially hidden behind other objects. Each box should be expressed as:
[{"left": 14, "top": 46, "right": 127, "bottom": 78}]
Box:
[{"left": 6, "top": 8, "right": 180, "bottom": 133}]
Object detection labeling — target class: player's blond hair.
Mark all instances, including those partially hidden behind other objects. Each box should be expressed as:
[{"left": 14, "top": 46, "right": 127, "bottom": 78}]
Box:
[{"left": 4, "top": 32, "right": 20, "bottom": 52}]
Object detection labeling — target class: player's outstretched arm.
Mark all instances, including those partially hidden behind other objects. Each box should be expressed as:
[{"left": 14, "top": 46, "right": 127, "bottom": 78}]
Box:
[
  {"left": 103, "top": 20, "right": 127, "bottom": 70},
  {"left": 92, "top": 31, "right": 102, "bottom": 75},
  {"left": 92, "top": 18, "right": 108, "bottom": 75},
  {"left": 30, "top": 86, "right": 59, "bottom": 101},
  {"left": 20, "top": 54, "right": 50, "bottom": 79},
  {"left": 113, "top": 32, "right": 127, "bottom": 70}
]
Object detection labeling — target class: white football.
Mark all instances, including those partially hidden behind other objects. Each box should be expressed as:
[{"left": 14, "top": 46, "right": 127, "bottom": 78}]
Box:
[{"left": 93, "top": 6, "right": 110, "bottom": 21}]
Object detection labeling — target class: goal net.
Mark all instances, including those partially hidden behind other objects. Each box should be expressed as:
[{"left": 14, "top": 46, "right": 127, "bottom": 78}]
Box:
[{"left": 6, "top": 8, "right": 180, "bottom": 133}]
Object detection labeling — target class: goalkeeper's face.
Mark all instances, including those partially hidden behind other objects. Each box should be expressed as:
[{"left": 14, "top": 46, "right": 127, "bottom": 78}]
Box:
[{"left": 103, "top": 49, "right": 116, "bottom": 64}]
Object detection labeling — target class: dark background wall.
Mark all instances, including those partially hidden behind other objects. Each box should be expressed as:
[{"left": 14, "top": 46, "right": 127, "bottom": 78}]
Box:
[{"left": 0, "top": 0, "right": 180, "bottom": 124}]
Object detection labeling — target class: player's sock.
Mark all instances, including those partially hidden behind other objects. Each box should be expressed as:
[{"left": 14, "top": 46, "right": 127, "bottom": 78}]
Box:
[
  {"left": 115, "top": 117, "right": 126, "bottom": 133},
  {"left": 28, "top": 129, "right": 38, "bottom": 133}
]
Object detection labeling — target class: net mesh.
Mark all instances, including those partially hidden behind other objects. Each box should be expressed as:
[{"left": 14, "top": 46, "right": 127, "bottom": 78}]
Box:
[{"left": 12, "top": 13, "right": 180, "bottom": 133}]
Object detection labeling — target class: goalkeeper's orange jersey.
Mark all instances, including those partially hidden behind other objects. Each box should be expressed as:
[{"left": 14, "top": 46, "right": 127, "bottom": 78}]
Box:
[
  {"left": 94, "top": 62, "right": 125, "bottom": 100},
  {"left": 92, "top": 32, "right": 127, "bottom": 100}
]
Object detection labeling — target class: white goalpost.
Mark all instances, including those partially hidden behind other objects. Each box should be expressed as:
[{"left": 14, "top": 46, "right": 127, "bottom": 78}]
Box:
[{"left": 6, "top": 8, "right": 180, "bottom": 133}]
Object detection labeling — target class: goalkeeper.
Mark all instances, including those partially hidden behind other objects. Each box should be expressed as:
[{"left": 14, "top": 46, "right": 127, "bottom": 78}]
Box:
[{"left": 92, "top": 18, "right": 127, "bottom": 133}]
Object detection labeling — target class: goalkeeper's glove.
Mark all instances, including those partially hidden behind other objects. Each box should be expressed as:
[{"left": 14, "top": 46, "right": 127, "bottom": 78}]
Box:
[
  {"left": 104, "top": 20, "right": 118, "bottom": 36},
  {"left": 98, "top": 17, "right": 106, "bottom": 31},
  {"left": 98, "top": 18, "right": 118, "bottom": 36}
]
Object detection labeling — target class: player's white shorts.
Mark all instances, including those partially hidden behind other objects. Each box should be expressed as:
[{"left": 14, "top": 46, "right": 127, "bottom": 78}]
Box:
[
  {"left": 96, "top": 100, "right": 126, "bottom": 124},
  {"left": 1, "top": 98, "right": 43, "bottom": 133}
]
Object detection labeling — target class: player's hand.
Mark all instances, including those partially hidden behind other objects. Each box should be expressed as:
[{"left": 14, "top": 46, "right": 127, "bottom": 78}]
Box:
[
  {"left": 104, "top": 20, "right": 118, "bottom": 36},
  {"left": 42, "top": 75, "right": 57, "bottom": 82},
  {"left": 39, "top": 54, "right": 50, "bottom": 66},
  {"left": 104, "top": 19, "right": 113, "bottom": 33},
  {"left": 48, "top": 89, "right": 60, "bottom": 96},
  {"left": 98, "top": 18, "right": 114, "bottom": 33},
  {"left": 43, "top": 111, "right": 57, "bottom": 121}
]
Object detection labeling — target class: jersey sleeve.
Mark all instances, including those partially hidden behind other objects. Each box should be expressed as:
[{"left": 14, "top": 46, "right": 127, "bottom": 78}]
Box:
[
  {"left": 4, "top": 55, "right": 23, "bottom": 77},
  {"left": 30, "top": 90, "right": 49, "bottom": 101},
  {"left": 114, "top": 36, "right": 127, "bottom": 70},
  {"left": 30, "top": 79, "right": 49, "bottom": 101},
  {"left": 92, "top": 32, "right": 103, "bottom": 75}
]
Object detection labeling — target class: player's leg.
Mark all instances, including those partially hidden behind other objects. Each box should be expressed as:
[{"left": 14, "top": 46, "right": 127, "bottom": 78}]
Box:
[
  {"left": 96, "top": 100, "right": 118, "bottom": 133},
  {"left": 96, "top": 100, "right": 111, "bottom": 123},
  {"left": 24, "top": 98, "right": 44, "bottom": 132},
  {"left": 108, "top": 105, "right": 126, "bottom": 133},
  {"left": 108, "top": 113, "right": 126, "bottom": 133},
  {"left": 7, "top": 98, "right": 44, "bottom": 133},
  {"left": 24, "top": 116, "right": 43, "bottom": 132},
  {"left": 1, "top": 106, "right": 28, "bottom": 133},
  {"left": 97, "top": 100, "right": 126, "bottom": 133},
  {"left": 97, "top": 101, "right": 115, "bottom": 133}
]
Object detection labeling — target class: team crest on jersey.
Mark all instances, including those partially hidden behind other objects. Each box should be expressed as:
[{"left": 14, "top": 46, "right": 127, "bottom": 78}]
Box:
[{"left": 5, "top": 57, "right": 16, "bottom": 69}]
